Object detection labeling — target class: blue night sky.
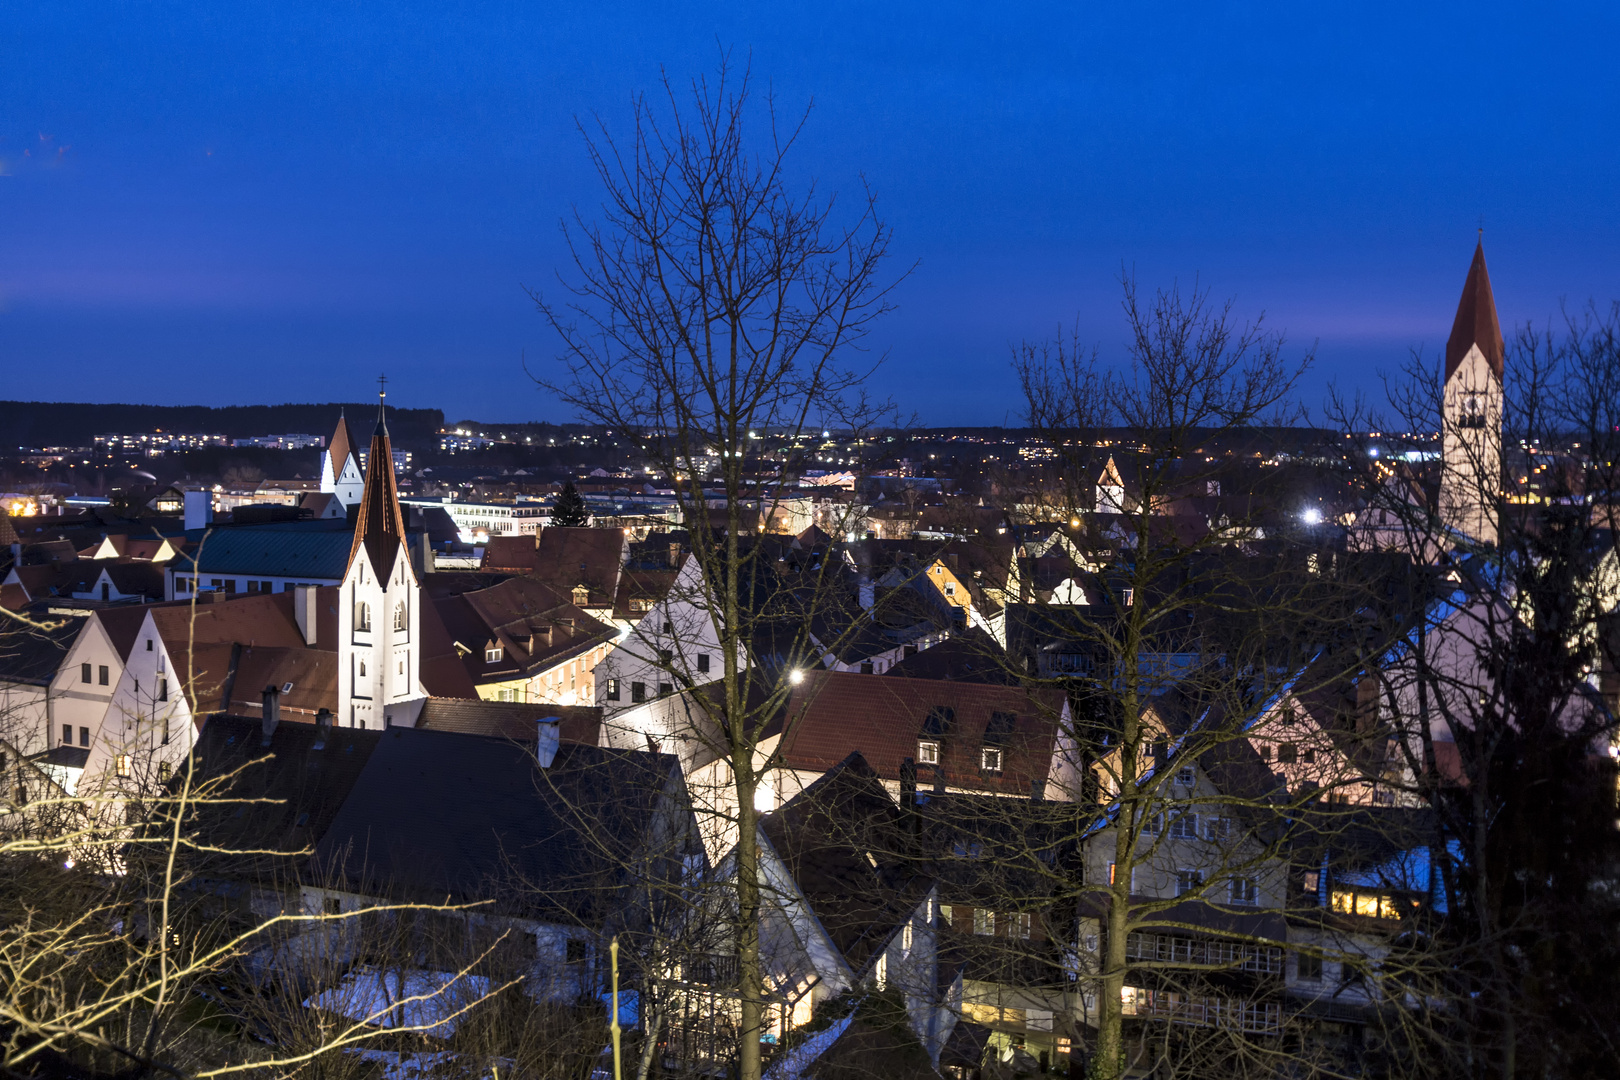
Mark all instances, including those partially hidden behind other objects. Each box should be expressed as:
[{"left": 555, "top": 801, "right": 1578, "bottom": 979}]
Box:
[{"left": 3, "top": 2, "right": 1617, "bottom": 427}]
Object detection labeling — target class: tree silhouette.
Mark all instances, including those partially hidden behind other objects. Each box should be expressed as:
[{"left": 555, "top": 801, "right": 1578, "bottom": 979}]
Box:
[{"left": 552, "top": 481, "right": 591, "bottom": 527}]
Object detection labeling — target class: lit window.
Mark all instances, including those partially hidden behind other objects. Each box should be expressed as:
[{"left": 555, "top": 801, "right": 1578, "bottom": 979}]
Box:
[
  {"left": 972, "top": 908, "right": 993, "bottom": 935},
  {"left": 980, "top": 747, "right": 1003, "bottom": 774},
  {"left": 114, "top": 754, "right": 132, "bottom": 778},
  {"left": 606, "top": 678, "right": 620, "bottom": 701},
  {"left": 918, "top": 740, "right": 940, "bottom": 765}
]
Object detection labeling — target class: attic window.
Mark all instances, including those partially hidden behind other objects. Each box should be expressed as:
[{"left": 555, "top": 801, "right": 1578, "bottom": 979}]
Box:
[
  {"left": 980, "top": 747, "right": 1003, "bottom": 774},
  {"left": 485, "top": 644, "right": 503, "bottom": 664},
  {"left": 920, "top": 705, "right": 955, "bottom": 740},
  {"left": 917, "top": 740, "right": 940, "bottom": 765},
  {"left": 1176, "top": 766, "right": 1196, "bottom": 788},
  {"left": 281, "top": 682, "right": 294, "bottom": 694},
  {"left": 983, "top": 711, "right": 1016, "bottom": 747}
]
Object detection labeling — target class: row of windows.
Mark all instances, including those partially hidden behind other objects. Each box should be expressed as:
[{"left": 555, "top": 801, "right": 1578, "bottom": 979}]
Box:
[
  {"left": 945, "top": 906, "right": 1033, "bottom": 939},
  {"left": 176, "top": 577, "right": 324, "bottom": 595},
  {"left": 917, "top": 739, "right": 1003, "bottom": 774},
  {"left": 1108, "top": 863, "right": 1259, "bottom": 904},
  {"left": 605, "top": 678, "right": 673, "bottom": 704},
  {"left": 1141, "top": 812, "right": 1234, "bottom": 842},
  {"left": 353, "top": 601, "right": 409, "bottom": 633}
]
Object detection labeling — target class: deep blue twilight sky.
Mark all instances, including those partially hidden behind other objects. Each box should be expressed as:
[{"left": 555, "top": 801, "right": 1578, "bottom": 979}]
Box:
[{"left": 3, "top": 3, "right": 1618, "bottom": 427}]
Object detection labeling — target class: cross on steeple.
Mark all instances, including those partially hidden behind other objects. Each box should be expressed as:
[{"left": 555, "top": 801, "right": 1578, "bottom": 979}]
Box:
[{"left": 375, "top": 374, "right": 389, "bottom": 433}]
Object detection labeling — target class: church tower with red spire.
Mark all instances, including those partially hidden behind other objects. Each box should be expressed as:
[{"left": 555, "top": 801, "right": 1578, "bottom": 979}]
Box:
[
  {"left": 338, "top": 385, "right": 425, "bottom": 728},
  {"left": 320, "top": 410, "right": 365, "bottom": 508},
  {"left": 1439, "top": 238, "right": 1505, "bottom": 546}
]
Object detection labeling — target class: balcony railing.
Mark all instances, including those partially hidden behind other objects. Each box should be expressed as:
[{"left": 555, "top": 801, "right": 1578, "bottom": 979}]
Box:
[
  {"left": 1125, "top": 932, "right": 1284, "bottom": 975},
  {"left": 1123, "top": 987, "right": 1282, "bottom": 1034},
  {"left": 682, "top": 953, "right": 740, "bottom": 987}
]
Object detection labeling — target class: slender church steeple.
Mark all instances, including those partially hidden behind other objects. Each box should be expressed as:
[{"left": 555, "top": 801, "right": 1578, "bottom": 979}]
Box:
[
  {"left": 338, "top": 375, "right": 424, "bottom": 729},
  {"left": 1439, "top": 235, "right": 1504, "bottom": 546},
  {"left": 348, "top": 377, "right": 409, "bottom": 581}
]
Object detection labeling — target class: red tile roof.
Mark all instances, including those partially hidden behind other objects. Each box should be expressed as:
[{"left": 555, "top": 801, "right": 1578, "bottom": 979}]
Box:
[{"left": 774, "top": 671, "right": 1068, "bottom": 796}]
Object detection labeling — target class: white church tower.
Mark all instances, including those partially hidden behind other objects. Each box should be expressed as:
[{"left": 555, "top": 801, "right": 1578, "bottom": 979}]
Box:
[
  {"left": 1439, "top": 238, "right": 1505, "bottom": 547},
  {"left": 320, "top": 411, "right": 366, "bottom": 508},
  {"left": 338, "top": 394, "right": 425, "bottom": 728}
]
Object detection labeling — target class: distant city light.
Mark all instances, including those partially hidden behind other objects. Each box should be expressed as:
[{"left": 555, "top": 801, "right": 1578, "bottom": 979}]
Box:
[{"left": 1368, "top": 447, "right": 1379, "bottom": 458}]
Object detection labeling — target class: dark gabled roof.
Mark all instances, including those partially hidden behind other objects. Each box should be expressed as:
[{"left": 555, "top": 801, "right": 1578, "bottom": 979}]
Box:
[
  {"left": 178, "top": 521, "right": 357, "bottom": 580},
  {"left": 313, "top": 728, "right": 682, "bottom": 923},
  {"left": 1445, "top": 239, "right": 1505, "bottom": 382},
  {"left": 417, "top": 697, "right": 601, "bottom": 747},
  {"left": 189, "top": 714, "right": 384, "bottom": 873},
  {"left": 884, "top": 627, "right": 1013, "bottom": 684},
  {"left": 0, "top": 616, "right": 85, "bottom": 685},
  {"left": 760, "top": 752, "right": 932, "bottom": 977},
  {"left": 430, "top": 576, "right": 617, "bottom": 685}
]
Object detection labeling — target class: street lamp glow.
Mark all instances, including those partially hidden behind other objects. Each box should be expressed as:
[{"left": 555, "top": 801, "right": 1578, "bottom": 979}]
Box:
[
  {"left": 1302, "top": 507, "right": 1324, "bottom": 526},
  {"left": 788, "top": 669, "right": 805, "bottom": 685}
]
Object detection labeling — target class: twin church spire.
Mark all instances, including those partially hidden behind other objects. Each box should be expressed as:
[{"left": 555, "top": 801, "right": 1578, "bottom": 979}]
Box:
[{"left": 346, "top": 384, "right": 409, "bottom": 582}]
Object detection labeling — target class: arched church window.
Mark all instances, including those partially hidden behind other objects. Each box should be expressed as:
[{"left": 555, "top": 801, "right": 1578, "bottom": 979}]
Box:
[
  {"left": 355, "top": 601, "right": 371, "bottom": 631},
  {"left": 393, "top": 601, "right": 408, "bottom": 631}
]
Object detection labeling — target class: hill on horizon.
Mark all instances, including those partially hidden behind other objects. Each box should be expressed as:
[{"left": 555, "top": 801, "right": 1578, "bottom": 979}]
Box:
[{"left": 0, "top": 401, "right": 446, "bottom": 452}]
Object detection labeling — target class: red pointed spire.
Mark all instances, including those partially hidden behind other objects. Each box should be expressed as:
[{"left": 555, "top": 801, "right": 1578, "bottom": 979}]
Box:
[
  {"left": 1445, "top": 238, "right": 1505, "bottom": 383},
  {"left": 347, "top": 390, "right": 409, "bottom": 581},
  {"left": 327, "top": 410, "right": 360, "bottom": 481}
]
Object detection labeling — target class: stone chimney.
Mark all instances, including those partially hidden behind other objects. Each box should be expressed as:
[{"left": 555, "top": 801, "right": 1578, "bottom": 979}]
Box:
[
  {"left": 536, "top": 717, "right": 561, "bottom": 768},
  {"left": 294, "top": 585, "right": 318, "bottom": 645},
  {"left": 184, "top": 489, "right": 213, "bottom": 531},
  {"left": 260, "top": 685, "right": 281, "bottom": 746}
]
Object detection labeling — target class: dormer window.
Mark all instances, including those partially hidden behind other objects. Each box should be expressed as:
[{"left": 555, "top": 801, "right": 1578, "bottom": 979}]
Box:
[
  {"left": 354, "top": 601, "right": 371, "bottom": 632},
  {"left": 918, "top": 740, "right": 940, "bottom": 765},
  {"left": 573, "top": 585, "right": 590, "bottom": 606},
  {"left": 485, "top": 643, "right": 504, "bottom": 664}
]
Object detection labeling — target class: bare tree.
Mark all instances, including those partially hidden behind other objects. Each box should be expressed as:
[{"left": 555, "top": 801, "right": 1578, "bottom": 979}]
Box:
[
  {"left": 1002, "top": 276, "right": 1396, "bottom": 1079},
  {"left": 1328, "top": 301, "right": 1620, "bottom": 1079},
  {"left": 530, "top": 55, "right": 903, "bottom": 1080}
]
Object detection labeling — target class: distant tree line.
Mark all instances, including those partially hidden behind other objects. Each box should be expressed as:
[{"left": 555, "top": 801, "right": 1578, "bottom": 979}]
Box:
[{"left": 0, "top": 402, "right": 445, "bottom": 451}]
